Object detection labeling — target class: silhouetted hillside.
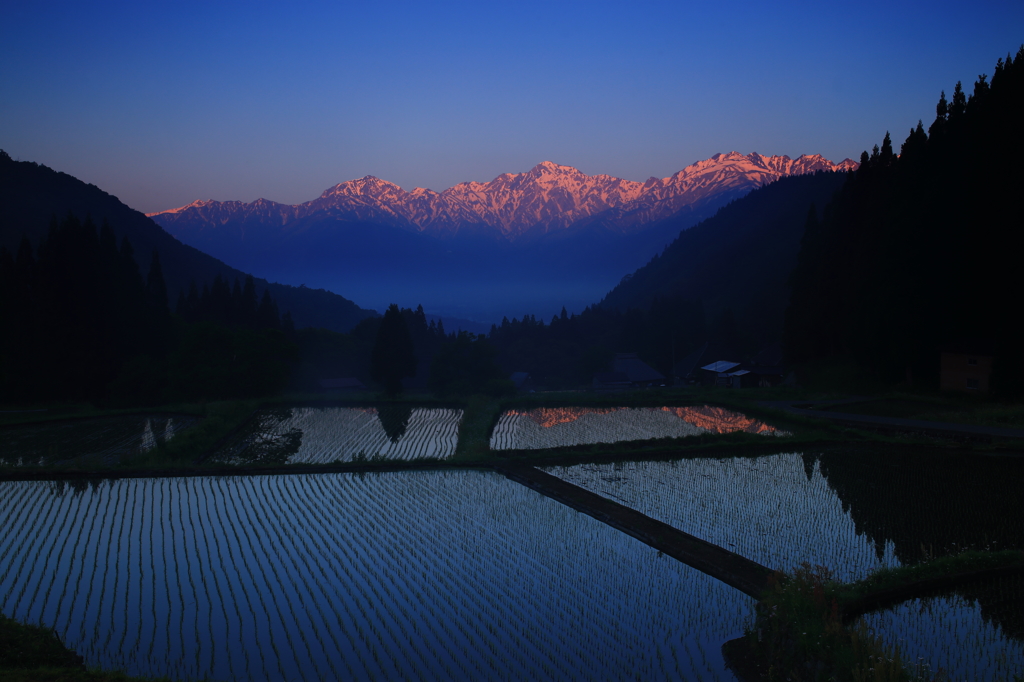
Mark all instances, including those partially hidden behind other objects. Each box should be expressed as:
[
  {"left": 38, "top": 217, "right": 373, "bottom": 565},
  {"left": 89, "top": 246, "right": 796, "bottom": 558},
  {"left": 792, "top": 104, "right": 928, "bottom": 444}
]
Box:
[
  {"left": 0, "top": 153, "right": 375, "bottom": 333},
  {"left": 600, "top": 171, "right": 850, "bottom": 350},
  {"left": 786, "top": 47, "right": 1024, "bottom": 393}
]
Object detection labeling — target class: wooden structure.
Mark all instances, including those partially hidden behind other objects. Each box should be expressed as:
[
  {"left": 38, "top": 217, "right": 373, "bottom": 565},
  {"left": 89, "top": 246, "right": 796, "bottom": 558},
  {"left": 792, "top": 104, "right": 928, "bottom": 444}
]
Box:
[{"left": 940, "top": 342, "right": 993, "bottom": 393}]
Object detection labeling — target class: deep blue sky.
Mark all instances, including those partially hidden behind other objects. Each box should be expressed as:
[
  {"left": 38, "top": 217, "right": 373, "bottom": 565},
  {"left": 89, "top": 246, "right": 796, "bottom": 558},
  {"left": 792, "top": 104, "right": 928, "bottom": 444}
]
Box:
[{"left": 3, "top": 1, "right": 1022, "bottom": 214}]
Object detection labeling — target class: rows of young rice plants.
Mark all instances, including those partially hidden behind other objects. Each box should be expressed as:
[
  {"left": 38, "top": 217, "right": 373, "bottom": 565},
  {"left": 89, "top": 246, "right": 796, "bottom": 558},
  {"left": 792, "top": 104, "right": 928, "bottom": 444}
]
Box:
[
  {"left": 0, "top": 471, "right": 751, "bottom": 681},
  {"left": 212, "top": 407, "right": 463, "bottom": 465},
  {"left": 545, "top": 454, "right": 900, "bottom": 581},
  {"left": 545, "top": 454, "right": 1024, "bottom": 676},
  {"left": 0, "top": 415, "right": 198, "bottom": 468},
  {"left": 858, "top": 590, "right": 1024, "bottom": 680},
  {"left": 490, "top": 405, "right": 786, "bottom": 450}
]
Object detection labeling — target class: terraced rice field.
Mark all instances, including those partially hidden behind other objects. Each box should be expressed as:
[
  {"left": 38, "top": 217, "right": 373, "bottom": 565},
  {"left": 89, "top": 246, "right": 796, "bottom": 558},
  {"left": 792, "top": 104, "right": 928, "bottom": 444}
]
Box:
[
  {"left": 0, "top": 471, "right": 752, "bottom": 681},
  {"left": 211, "top": 406, "right": 463, "bottom": 465},
  {"left": 544, "top": 454, "right": 1024, "bottom": 677},
  {"left": 545, "top": 454, "right": 900, "bottom": 582},
  {"left": 490, "top": 405, "right": 787, "bottom": 450},
  {"left": 859, "top": 589, "right": 1024, "bottom": 680},
  {"left": 0, "top": 415, "right": 198, "bottom": 468}
]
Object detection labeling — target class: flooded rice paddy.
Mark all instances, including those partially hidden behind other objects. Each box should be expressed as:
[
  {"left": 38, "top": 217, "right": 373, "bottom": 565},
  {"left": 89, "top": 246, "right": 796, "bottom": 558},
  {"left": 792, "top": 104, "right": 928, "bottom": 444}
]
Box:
[
  {"left": 544, "top": 451, "right": 1024, "bottom": 679},
  {"left": 545, "top": 454, "right": 901, "bottom": 582},
  {"left": 0, "top": 415, "right": 198, "bottom": 468},
  {"left": 490, "top": 405, "right": 787, "bottom": 450},
  {"left": 0, "top": 471, "right": 750, "bottom": 681},
  {"left": 2, "top": 408, "right": 1022, "bottom": 680},
  {"left": 210, "top": 406, "right": 463, "bottom": 465},
  {"left": 859, "top": 580, "right": 1024, "bottom": 681}
]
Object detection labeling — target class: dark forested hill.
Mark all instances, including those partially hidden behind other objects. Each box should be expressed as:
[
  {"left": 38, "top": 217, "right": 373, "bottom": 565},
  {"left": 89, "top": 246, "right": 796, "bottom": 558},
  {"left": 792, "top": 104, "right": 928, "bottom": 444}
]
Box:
[
  {"left": 785, "top": 47, "right": 1024, "bottom": 393},
  {"left": 0, "top": 153, "right": 375, "bottom": 332},
  {"left": 600, "top": 171, "right": 850, "bottom": 350}
]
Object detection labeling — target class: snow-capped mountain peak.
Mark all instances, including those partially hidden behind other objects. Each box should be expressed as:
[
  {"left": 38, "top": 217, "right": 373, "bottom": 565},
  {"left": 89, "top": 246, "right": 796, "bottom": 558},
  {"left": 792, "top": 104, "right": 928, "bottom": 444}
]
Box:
[{"left": 149, "top": 152, "right": 857, "bottom": 239}]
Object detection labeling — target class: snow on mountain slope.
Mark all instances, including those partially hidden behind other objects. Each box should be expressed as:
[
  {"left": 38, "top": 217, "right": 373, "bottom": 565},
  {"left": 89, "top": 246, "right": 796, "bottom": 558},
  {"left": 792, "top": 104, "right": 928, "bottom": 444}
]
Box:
[{"left": 149, "top": 152, "right": 856, "bottom": 239}]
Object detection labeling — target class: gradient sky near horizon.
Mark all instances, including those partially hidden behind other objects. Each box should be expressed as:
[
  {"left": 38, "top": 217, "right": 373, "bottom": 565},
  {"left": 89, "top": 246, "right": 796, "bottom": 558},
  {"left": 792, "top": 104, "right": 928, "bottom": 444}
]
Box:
[{"left": 2, "top": 1, "right": 1022, "bottom": 214}]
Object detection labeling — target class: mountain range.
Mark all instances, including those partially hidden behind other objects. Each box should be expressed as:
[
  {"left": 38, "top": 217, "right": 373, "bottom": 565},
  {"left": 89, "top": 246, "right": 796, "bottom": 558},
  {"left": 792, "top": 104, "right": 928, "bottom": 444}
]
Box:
[{"left": 150, "top": 152, "right": 856, "bottom": 321}]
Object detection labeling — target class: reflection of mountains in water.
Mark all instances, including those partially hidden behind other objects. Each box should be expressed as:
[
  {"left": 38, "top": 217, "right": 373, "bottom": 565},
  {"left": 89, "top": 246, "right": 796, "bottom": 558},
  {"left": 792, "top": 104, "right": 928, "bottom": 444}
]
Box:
[
  {"left": 492, "top": 405, "right": 784, "bottom": 450},
  {"left": 215, "top": 407, "right": 463, "bottom": 464},
  {"left": 815, "top": 449, "right": 1024, "bottom": 642},
  {"left": 509, "top": 406, "right": 781, "bottom": 432}
]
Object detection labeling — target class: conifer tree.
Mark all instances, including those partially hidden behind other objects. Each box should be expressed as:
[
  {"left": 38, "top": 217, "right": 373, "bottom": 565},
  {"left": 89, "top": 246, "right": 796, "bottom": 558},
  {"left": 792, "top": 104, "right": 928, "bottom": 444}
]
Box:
[
  {"left": 370, "top": 303, "right": 416, "bottom": 396},
  {"left": 146, "top": 250, "right": 169, "bottom": 316},
  {"left": 242, "top": 275, "right": 259, "bottom": 326},
  {"left": 257, "top": 289, "right": 280, "bottom": 329}
]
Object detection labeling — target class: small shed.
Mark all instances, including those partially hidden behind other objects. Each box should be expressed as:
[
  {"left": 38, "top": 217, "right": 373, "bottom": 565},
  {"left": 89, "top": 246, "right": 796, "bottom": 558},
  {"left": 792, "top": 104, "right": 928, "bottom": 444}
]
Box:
[
  {"left": 940, "top": 342, "right": 993, "bottom": 393},
  {"left": 593, "top": 371, "right": 633, "bottom": 391},
  {"left": 700, "top": 360, "right": 741, "bottom": 387},
  {"left": 674, "top": 340, "right": 742, "bottom": 385},
  {"left": 612, "top": 353, "right": 665, "bottom": 388},
  {"left": 727, "top": 369, "right": 762, "bottom": 389}
]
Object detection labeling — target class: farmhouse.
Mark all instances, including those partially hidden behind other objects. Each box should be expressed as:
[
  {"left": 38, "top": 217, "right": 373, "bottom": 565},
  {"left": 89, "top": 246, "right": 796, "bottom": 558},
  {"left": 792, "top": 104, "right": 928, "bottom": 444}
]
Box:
[
  {"left": 593, "top": 353, "right": 665, "bottom": 389},
  {"left": 939, "top": 342, "right": 993, "bottom": 393}
]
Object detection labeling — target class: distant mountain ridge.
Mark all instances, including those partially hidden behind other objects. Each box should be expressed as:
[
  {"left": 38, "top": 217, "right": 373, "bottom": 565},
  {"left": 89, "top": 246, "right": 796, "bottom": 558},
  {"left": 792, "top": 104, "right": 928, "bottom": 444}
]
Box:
[
  {"left": 150, "top": 152, "right": 857, "bottom": 240},
  {"left": 0, "top": 152, "right": 376, "bottom": 333},
  {"left": 144, "top": 152, "right": 856, "bottom": 322}
]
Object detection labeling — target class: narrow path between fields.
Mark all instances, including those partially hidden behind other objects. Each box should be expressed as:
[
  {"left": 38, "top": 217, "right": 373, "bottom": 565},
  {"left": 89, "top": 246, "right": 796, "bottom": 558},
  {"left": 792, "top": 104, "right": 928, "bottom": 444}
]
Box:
[{"left": 496, "top": 463, "right": 774, "bottom": 598}]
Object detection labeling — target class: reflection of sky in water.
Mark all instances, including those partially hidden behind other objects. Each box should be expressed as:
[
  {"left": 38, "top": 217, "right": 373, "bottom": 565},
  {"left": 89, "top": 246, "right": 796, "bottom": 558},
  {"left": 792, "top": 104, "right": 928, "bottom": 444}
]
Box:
[
  {"left": 491, "top": 405, "right": 786, "bottom": 450},
  {"left": 546, "top": 454, "right": 900, "bottom": 582},
  {"left": 0, "top": 472, "right": 749, "bottom": 681},
  {"left": 213, "top": 407, "right": 463, "bottom": 464},
  {"left": 859, "top": 592, "right": 1024, "bottom": 680},
  {"left": 0, "top": 415, "right": 197, "bottom": 467}
]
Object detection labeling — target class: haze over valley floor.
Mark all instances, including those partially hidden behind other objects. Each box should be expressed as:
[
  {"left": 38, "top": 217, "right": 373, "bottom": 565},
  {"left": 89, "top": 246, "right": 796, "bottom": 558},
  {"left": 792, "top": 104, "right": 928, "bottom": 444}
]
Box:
[{"left": 149, "top": 152, "right": 856, "bottom": 322}]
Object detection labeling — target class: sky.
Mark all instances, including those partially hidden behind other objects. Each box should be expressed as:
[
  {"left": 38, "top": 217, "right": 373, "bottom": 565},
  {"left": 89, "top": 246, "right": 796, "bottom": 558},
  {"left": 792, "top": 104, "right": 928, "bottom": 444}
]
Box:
[{"left": 2, "top": 0, "right": 1023, "bottom": 214}]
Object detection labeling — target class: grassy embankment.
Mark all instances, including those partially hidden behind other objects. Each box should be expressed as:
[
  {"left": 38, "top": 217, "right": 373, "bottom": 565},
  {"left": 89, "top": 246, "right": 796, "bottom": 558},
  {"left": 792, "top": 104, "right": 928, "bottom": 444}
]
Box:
[
  {"left": 0, "top": 614, "right": 169, "bottom": 681},
  {"left": 729, "top": 549, "right": 1024, "bottom": 681}
]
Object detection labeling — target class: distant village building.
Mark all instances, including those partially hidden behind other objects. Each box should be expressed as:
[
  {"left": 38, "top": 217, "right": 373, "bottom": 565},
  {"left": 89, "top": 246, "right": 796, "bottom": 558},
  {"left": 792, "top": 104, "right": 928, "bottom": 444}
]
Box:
[
  {"left": 940, "top": 342, "right": 993, "bottom": 393},
  {"left": 744, "top": 342, "right": 786, "bottom": 387},
  {"left": 674, "top": 341, "right": 740, "bottom": 385},
  {"left": 700, "top": 360, "right": 742, "bottom": 387},
  {"left": 592, "top": 371, "right": 633, "bottom": 391},
  {"left": 676, "top": 340, "right": 785, "bottom": 388},
  {"left": 593, "top": 353, "right": 664, "bottom": 390}
]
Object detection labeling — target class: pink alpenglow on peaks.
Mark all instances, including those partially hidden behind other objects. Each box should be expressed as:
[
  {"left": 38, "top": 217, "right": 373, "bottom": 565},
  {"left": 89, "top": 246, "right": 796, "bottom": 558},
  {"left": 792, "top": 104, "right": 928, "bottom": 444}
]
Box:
[{"left": 149, "top": 153, "right": 857, "bottom": 239}]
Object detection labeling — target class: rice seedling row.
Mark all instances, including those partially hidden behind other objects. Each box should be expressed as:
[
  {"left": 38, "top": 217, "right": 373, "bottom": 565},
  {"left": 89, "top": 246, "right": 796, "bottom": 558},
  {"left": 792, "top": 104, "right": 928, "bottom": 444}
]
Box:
[
  {"left": 545, "top": 453, "right": 1024, "bottom": 678},
  {"left": 490, "top": 405, "right": 787, "bottom": 450},
  {"left": 858, "top": 590, "right": 1024, "bottom": 680},
  {"left": 1, "top": 471, "right": 754, "bottom": 681},
  {"left": 0, "top": 416, "right": 199, "bottom": 468},
  {"left": 546, "top": 454, "right": 905, "bottom": 582}
]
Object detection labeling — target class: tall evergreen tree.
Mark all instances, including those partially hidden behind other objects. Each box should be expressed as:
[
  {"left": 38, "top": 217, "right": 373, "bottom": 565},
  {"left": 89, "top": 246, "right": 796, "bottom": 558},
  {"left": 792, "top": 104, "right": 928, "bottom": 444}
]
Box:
[
  {"left": 370, "top": 303, "right": 416, "bottom": 396},
  {"left": 257, "top": 289, "right": 281, "bottom": 330},
  {"left": 784, "top": 48, "right": 1024, "bottom": 393},
  {"left": 146, "top": 250, "right": 169, "bottom": 317}
]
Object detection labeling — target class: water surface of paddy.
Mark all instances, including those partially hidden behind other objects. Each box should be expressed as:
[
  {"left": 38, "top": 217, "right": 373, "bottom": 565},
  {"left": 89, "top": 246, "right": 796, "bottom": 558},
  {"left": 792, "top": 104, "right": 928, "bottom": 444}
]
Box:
[
  {"left": 546, "top": 454, "right": 900, "bottom": 581},
  {"left": 490, "top": 405, "right": 786, "bottom": 450},
  {"left": 210, "top": 406, "right": 462, "bottom": 464},
  {"left": 858, "top": 584, "right": 1024, "bottom": 680},
  {"left": 0, "top": 471, "right": 749, "bottom": 681}
]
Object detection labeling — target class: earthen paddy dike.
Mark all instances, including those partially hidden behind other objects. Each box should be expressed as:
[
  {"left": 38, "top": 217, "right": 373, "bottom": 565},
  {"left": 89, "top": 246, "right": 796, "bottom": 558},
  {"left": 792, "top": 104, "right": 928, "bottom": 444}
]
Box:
[{"left": 496, "top": 462, "right": 774, "bottom": 598}]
